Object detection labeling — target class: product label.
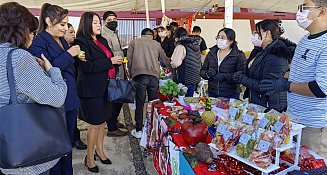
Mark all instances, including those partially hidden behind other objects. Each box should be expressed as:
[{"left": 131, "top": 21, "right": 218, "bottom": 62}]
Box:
[
  {"left": 217, "top": 124, "right": 228, "bottom": 134},
  {"left": 258, "top": 117, "right": 269, "bottom": 129},
  {"left": 223, "top": 130, "right": 233, "bottom": 141},
  {"left": 228, "top": 107, "right": 238, "bottom": 120},
  {"left": 257, "top": 140, "right": 271, "bottom": 152},
  {"left": 239, "top": 133, "right": 251, "bottom": 145},
  {"left": 273, "top": 121, "right": 285, "bottom": 133},
  {"left": 242, "top": 114, "right": 255, "bottom": 125}
]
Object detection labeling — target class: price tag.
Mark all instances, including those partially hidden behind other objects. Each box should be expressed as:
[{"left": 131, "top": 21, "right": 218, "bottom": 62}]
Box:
[
  {"left": 273, "top": 121, "right": 285, "bottom": 133},
  {"left": 257, "top": 140, "right": 271, "bottom": 152},
  {"left": 242, "top": 114, "right": 255, "bottom": 125},
  {"left": 258, "top": 117, "right": 269, "bottom": 129},
  {"left": 217, "top": 124, "right": 228, "bottom": 134},
  {"left": 223, "top": 131, "right": 233, "bottom": 141},
  {"left": 228, "top": 107, "right": 238, "bottom": 120},
  {"left": 239, "top": 133, "right": 251, "bottom": 145}
]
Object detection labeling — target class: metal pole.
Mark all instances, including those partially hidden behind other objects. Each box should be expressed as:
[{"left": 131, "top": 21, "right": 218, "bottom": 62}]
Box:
[
  {"left": 161, "top": 0, "right": 166, "bottom": 14},
  {"left": 224, "top": 0, "right": 233, "bottom": 28},
  {"left": 145, "top": 0, "right": 150, "bottom": 28}
]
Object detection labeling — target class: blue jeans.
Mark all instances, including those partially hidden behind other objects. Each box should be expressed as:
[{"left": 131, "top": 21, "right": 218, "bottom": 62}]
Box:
[
  {"left": 208, "top": 91, "right": 240, "bottom": 100},
  {"left": 185, "top": 84, "right": 197, "bottom": 97}
]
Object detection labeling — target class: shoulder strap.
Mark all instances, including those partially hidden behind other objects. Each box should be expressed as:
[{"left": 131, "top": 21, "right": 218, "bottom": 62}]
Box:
[{"left": 6, "top": 48, "right": 19, "bottom": 104}]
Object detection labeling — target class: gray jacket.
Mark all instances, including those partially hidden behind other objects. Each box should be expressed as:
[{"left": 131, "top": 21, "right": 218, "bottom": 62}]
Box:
[{"left": 102, "top": 26, "right": 125, "bottom": 79}]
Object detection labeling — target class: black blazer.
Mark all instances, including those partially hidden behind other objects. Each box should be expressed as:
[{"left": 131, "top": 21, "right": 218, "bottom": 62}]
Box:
[{"left": 74, "top": 35, "right": 114, "bottom": 98}]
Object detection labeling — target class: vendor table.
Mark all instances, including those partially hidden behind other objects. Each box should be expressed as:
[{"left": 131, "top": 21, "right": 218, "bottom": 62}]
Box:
[{"left": 140, "top": 99, "right": 324, "bottom": 175}]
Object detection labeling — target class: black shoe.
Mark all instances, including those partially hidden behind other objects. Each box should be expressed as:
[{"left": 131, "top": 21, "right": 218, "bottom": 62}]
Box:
[
  {"left": 74, "top": 140, "right": 87, "bottom": 150},
  {"left": 94, "top": 151, "right": 112, "bottom": 164},
  {"left": 117, "top": 122, "right": 126, "bottom": 129},
  {"left": 84, "top": 156, "right": 99, "bottom": 173},
  {"left": 107, "top": 129, "right": 128, "bottom": 137}
]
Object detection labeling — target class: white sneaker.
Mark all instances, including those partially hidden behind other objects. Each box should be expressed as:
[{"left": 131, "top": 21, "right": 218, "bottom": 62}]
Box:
[{"left": 131, "top": 129, "right": 142, "bottom": 139}]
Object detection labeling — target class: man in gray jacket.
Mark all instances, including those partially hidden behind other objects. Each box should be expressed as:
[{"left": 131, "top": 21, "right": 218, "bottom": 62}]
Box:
[
  {"left": 102, "top": 11, "right": 127, "bottom": 137},
  {"left": 127, "top": 28, "right": 170, "bottom": 138}
]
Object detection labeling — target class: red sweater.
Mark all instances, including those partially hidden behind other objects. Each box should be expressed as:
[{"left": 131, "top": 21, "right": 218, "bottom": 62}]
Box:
[{"left": 94, "top": 39, "right": 116, "bottom": 78}]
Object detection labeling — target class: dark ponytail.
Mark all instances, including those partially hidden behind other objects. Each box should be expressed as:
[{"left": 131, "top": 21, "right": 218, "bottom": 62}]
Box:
[
  {"left": 37, "top": 3, "right": 68, "bottom": 34},
  {"left": 255, "top": 19, "right": 284, "bottom": 41}
]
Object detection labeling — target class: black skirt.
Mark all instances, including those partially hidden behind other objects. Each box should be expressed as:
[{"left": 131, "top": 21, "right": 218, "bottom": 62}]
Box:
[{"left": 79, "top": 96, "right": 111, "bottom": 125}]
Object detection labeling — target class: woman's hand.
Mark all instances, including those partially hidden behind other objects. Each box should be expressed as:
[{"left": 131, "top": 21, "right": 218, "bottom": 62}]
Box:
[
  {"left": 67, "top": 45, "right": 81, "bottom": 57},
  {"left": 111, "top": 56, "right": 123, "bottom": 65},
  {"left": 35, "top": 54, "right": 53, "bottom": 72}
]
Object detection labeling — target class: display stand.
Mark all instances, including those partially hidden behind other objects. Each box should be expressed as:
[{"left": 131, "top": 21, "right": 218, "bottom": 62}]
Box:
[{"left": 209, "top": 122, "right": 306, "bottom": 175}]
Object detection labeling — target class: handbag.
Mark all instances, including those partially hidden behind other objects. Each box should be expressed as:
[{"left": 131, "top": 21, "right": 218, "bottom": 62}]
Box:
[
  {"left": 107, "top": 63, "right": 137, "bottom": 103},
  {"left": 0, "top": 49, "right": 72, "bottom": 169}
]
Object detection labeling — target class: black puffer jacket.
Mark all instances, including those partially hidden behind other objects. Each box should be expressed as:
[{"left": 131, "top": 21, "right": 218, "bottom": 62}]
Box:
[
  {"left": 161, "top": 36, "right": 176, "bottom": 58},
  {"left": 242, "top": 38, "right": 296, "bottom": 112},
  {"left": 174, "top": 36, "right": 202, "bottom": 85},
  {"left": 200, "top": 44, "right": 246, "bottom": 97}
]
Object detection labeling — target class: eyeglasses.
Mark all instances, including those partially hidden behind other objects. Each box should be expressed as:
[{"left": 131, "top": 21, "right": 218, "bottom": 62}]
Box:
[
  {"left": 215, "top": 36, "right": 227, "bottom": 40},
  {"left": 298, "top": 4, "right": 321, "bottom": 12}
]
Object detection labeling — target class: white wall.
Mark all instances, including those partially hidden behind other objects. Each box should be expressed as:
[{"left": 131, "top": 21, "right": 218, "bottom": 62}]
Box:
[
  {"left": 68, "top": 16, "right": 81, "bottom": 31},
  {"left": 192, "top": 19, "right": 253, "bottom": 52},
  {"left": 193, "top": 19, "right": 308, "bottom": 52},
  {"left": 271, "top": 20, "right": 308, "bottom": 43}
]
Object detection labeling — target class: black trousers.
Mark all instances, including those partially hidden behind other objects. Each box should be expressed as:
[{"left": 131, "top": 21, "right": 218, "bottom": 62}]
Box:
[
  {"left": 106, "top": 102, "right": 124, "bottom": 131},
  {"left": 73, "top": 120, "right": 81, "bottom": 143},
  {"left": 134, "top": 75, "right": 159, "bottom": 132},
  {"left": 50, "top": 109, "right": 77, "bottom": 175}
]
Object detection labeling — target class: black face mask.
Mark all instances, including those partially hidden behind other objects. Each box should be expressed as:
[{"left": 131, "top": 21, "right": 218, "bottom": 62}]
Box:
[{"left": 106, "top": 21, "right": 118, "bottom": 31}]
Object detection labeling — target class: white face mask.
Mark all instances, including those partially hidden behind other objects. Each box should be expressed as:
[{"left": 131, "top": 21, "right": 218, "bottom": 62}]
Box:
[
  {"left": 296, "top": 9, "right": 319, "bottom": 30},
  {"left": 217, "top": 39, "right": 228, "bottom": 49},
  {"left": 158, "top": 31, "right": 167, "bottom": 38},
  {"left": 251, "top": 33, "right": 263, "bottom": 47}
]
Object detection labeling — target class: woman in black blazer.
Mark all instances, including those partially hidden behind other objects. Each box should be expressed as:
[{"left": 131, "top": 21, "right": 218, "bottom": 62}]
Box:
[{"left": 74, "top": 12, "right": 123, "bottom": 173}]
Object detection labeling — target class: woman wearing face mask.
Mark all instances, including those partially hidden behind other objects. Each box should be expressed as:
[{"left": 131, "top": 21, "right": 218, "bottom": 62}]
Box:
[
  {"left": 200, "top": 28, "right": 246, "bottom": 99},
  {"left": 158, "top": 26, "right": 168, "bottom": 43},
  {"left": 157, "top": 26, "right": 170, "bottom": 67},
  {"left": 28, "top": 3, "right": 83, "bottom": 175},
  {"left": 164, "top": 25, "right": 176, "bottom": 58},
  {"left": 233, "top": 19, "right": 296, "bottom": 112}
]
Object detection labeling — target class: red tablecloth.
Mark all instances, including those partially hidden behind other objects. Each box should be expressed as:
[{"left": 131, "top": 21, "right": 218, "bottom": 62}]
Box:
[{"left": 150, "top": 100, "right": 225, "bottom": 175}]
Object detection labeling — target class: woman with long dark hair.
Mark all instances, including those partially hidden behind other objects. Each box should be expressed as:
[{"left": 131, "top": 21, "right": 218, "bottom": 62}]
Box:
[
  {"left": 233, "top": 19, "right": 296, "bottom": 112},
  {"left": 74, "top": 12, "right": 123, "bottom": 173}
]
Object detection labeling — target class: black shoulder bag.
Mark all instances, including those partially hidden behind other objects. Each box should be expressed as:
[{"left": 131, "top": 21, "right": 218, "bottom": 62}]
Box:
[
  {"left": 107, "top": 63, "right": 137, "bottom": 103},
  {"left": 0, "top": 49, "right": 72, "bottom": 169}
]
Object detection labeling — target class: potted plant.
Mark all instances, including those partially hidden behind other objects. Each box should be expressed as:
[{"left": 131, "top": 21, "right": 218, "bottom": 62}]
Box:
[{"left": 159, "top": 80, "right": 179, "bottom": 106}]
